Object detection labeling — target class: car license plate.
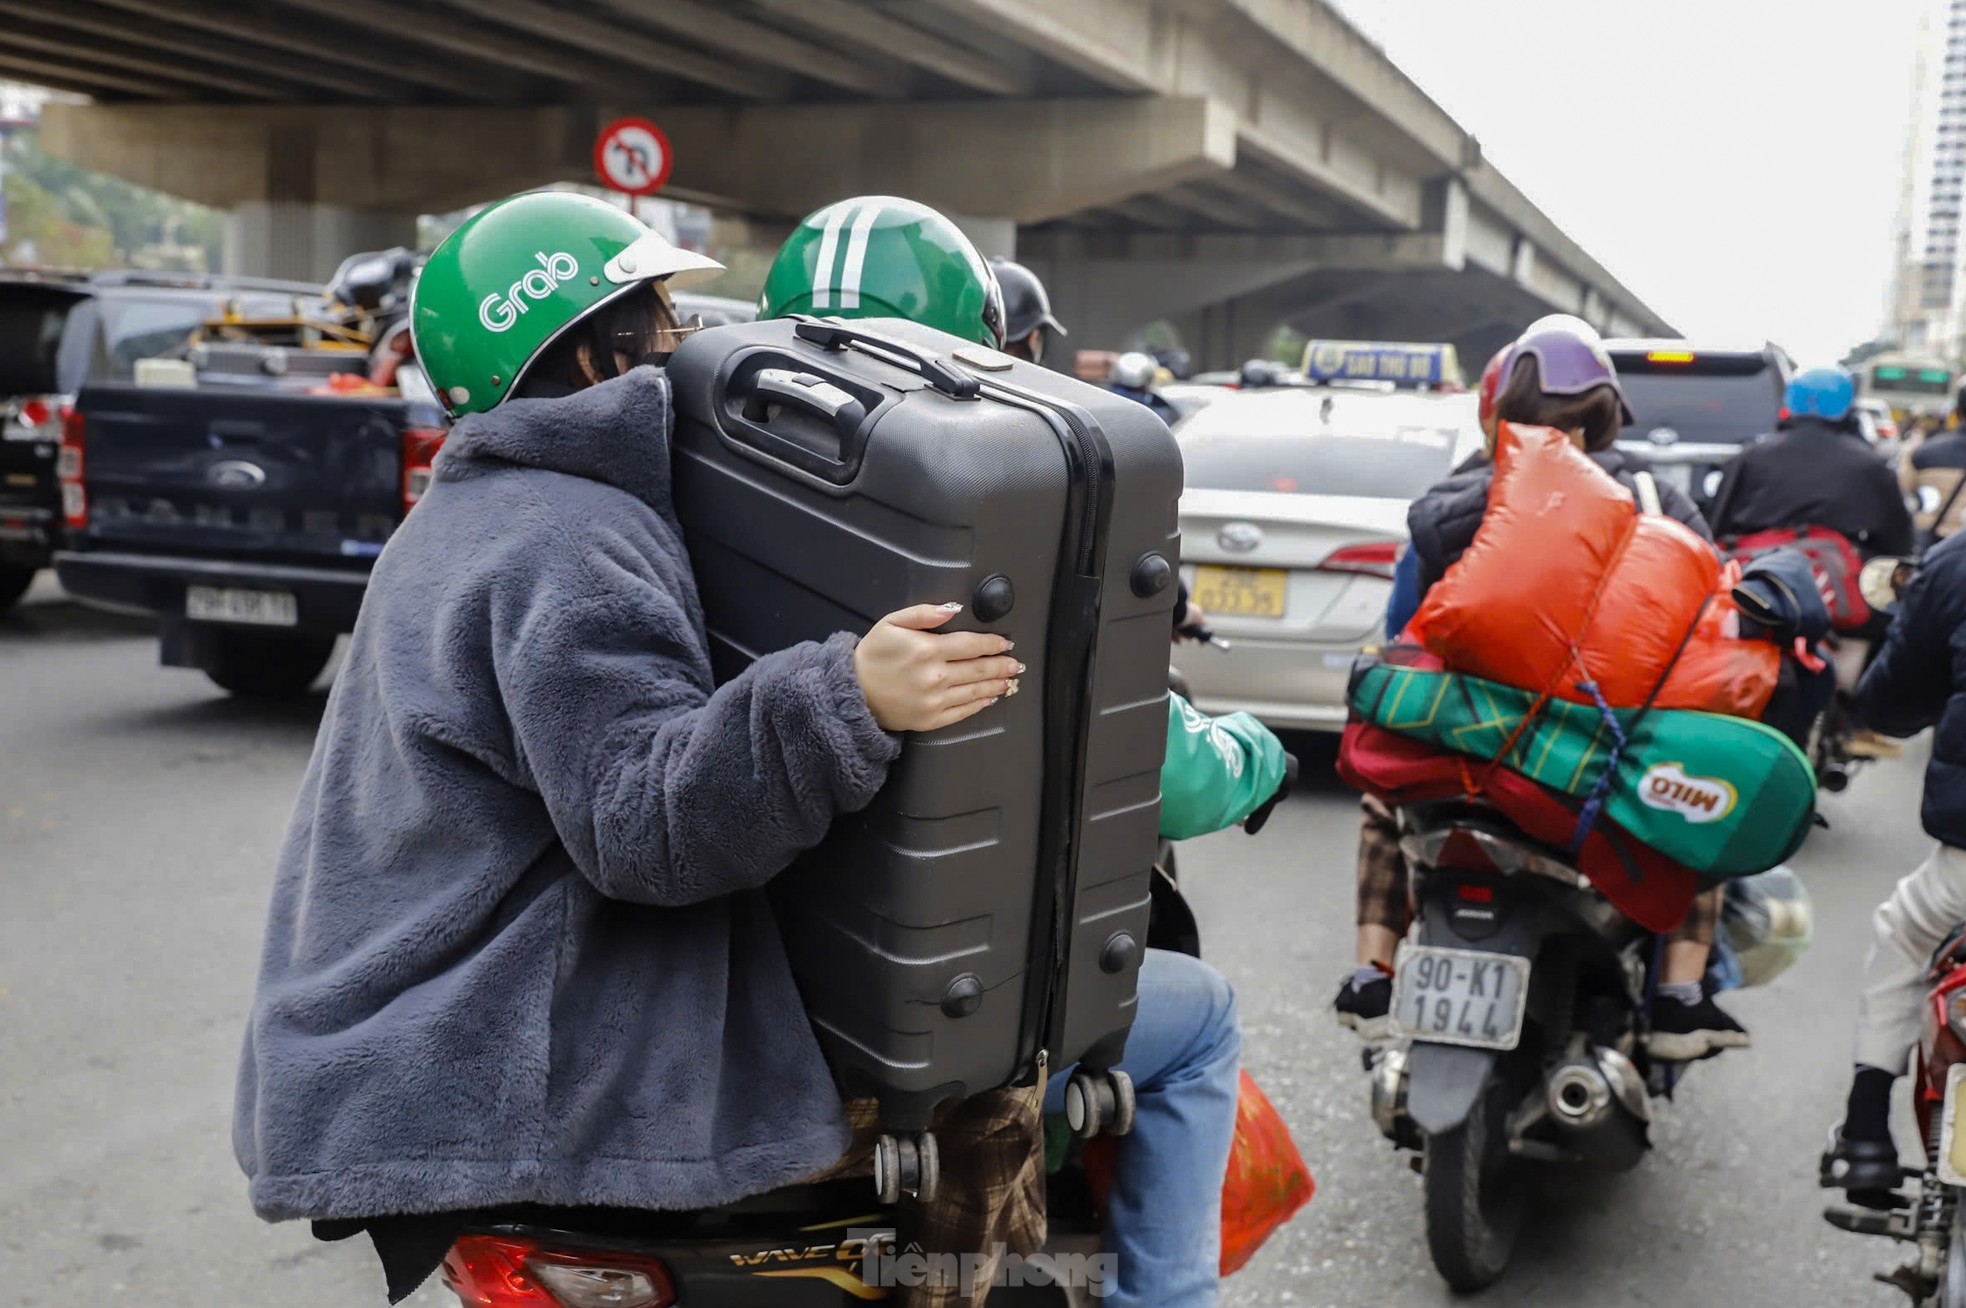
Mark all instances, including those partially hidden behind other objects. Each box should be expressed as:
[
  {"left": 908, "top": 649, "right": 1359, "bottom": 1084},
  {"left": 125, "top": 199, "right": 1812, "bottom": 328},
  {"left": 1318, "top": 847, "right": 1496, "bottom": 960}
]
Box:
[
  {"left": 1192, "top": 565, "right": 1287, "bottom": 619},
  {"left": 1650, "top": 461, "right": 1694, "bottom": 493},
  {"left": 1391, "top": 945, "right": 1531, "bottom": 1051},
  {"left": 185, "top": 585, "right": 297, "bottom": 627}
]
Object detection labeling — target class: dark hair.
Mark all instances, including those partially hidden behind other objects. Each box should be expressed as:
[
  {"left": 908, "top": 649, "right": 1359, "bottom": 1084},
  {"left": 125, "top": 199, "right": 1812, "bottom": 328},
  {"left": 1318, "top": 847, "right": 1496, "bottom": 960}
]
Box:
[
  {"left": 515, "top": 282, "right": 667, "bottom": 398},
  {"left": 1494, "top": 354, "right": 1624, "bottom": 451}
]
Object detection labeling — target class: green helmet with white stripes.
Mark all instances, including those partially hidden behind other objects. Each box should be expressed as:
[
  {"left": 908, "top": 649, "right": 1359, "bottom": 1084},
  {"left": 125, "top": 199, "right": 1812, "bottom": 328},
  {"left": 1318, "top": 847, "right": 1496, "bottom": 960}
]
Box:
[{"left": 759, "top": 196, "right": 1006, "bottom": 348}]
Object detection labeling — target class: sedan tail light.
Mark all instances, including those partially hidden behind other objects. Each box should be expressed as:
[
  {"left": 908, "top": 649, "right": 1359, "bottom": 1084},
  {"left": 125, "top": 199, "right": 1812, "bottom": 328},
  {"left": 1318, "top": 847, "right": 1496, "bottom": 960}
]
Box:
[
  {"left": 58, "top": 405, "right": 87, "bottom": 529},
  {"left": 442, "top": 1234, "right": 676, "bottom": 1308},
  {"left": 1317, "top": 541, "right": 1399, "bottom": 580}
]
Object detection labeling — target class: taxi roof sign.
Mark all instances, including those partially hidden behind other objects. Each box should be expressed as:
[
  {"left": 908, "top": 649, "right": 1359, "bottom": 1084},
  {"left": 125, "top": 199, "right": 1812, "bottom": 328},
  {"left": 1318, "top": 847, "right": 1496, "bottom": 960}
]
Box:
[{"left": 1302, "top": 340, "right": 1464, "bottom": 389}]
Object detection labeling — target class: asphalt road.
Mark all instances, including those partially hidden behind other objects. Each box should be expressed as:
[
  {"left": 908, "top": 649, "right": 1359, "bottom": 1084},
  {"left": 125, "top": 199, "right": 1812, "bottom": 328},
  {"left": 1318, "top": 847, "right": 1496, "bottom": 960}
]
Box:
[{"left": 0, "top": 573, "right": 1936, "bottom": 1307}]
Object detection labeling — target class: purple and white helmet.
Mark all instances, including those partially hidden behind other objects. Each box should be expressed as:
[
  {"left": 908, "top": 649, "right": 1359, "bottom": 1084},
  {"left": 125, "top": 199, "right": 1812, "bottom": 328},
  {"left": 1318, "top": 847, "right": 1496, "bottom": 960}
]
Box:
[{"left": 1500, "top": 314, "right": 1636, "bottom": 427}]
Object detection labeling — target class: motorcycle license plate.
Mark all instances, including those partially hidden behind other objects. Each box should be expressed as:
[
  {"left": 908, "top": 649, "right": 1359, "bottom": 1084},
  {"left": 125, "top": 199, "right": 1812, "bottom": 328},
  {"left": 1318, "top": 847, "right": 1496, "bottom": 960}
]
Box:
[
  {"left": 1391, "top": 945, "right": 1530, "bottom": 1051},
  {"left": 1939, "top": 1064, "right": 1966, "bottom": 1187}
]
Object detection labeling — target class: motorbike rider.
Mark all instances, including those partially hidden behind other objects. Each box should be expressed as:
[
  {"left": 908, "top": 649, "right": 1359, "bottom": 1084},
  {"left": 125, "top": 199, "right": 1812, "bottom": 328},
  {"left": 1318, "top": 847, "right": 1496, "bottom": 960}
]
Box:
[
  {"left": 990, "top": 256, "right": 1067, "bottom": 367},
  {"left": 1821, "top": 530, "right": 1966, "bottom": 1206},
  {"left": 1709, "top": 364, "right": 1915, "bottom": 559},
  {"left": 760, "top": 195, "right": 1295, "bottom": 1307},
  {"left": 1107, "top": 350, "right": 1179, "bottom": 424},
  {"left": 1710, "top": 365, "right": 1915, "bottom": 759},
  {"left": 1334, "top": 315, "right": 1748, "bottom": 1061},
  {"left": 229, "top": 192, "right": 1027, "bottom": 1302},
  {"left": 1384, "top": 345, "right": 1510, "bottom": 638},
  {"left": 1901, "top": 386, "right": 1966, "bottom": 543}
]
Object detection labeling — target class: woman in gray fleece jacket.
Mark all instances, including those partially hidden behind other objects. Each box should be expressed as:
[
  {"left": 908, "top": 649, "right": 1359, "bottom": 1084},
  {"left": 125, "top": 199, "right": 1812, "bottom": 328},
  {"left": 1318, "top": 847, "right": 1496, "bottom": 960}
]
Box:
[{"left": 231, "top": 193, "right": 1019, "bottom": 1296}]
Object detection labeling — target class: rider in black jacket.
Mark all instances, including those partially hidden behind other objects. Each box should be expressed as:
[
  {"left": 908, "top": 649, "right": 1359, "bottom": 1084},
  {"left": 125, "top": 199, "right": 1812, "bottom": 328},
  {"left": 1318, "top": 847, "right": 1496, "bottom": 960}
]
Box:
[
  {"left": 1708, "top": 365, "right": 1914, "bottom": 559},
  {"left": 1823, "top": 531, "right": 1966, "bottom": 1204}
]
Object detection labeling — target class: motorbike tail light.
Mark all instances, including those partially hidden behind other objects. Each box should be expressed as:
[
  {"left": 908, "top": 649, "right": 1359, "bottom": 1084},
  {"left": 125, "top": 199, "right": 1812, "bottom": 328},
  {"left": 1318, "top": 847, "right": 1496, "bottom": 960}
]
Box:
[
  {"left": 442, "top": 1234, "right": 676, "bottom": 1308},
  {"left": 1317, "top": 541, "right": 1399, "bottom": 580},
  {"left": 402, "top": 425, "right": 446, "bottom": 512},
  {"left": 58, "top": 406, "right": 86, "bottom": 528},
  {"left": 18, "top": 397, "right": 50, "bottom": 430},
  {"left": 1947, "top": 990, "right": 1966, "bottom": 1046},
  {"left": 1401, "top": 824, "right": 1585, "bottom": 889}
]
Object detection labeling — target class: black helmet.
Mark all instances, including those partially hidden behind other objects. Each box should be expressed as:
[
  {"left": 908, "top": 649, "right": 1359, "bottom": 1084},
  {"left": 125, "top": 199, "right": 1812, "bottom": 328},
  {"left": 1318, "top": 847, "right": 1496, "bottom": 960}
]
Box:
[
  {"left": 1239, "top": 358, "right": 1287, "bottom": 389},
  {"left": 990, "top": 257, "right": 1067, "bottom": 346}
]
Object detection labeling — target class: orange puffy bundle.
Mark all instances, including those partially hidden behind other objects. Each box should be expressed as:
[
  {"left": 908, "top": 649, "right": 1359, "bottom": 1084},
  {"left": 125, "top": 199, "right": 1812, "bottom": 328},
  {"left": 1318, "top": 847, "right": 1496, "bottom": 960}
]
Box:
[{"left": 1408, "top": 424, "right": 1778, "bottom": 717}]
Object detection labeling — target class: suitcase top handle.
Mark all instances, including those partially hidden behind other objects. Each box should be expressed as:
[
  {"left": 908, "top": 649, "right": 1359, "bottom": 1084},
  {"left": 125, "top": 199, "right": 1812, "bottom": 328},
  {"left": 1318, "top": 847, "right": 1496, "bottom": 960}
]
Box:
[
  {"left": 738, "top": 368, "right": 869, "bottom": 444},
  {"left": 792, "top": 316, "right": 982, "bottom": 401}
]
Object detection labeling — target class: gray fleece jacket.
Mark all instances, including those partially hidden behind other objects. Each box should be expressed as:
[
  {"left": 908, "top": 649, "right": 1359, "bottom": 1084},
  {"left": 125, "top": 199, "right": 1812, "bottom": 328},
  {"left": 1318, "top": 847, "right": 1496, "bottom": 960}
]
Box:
[{"left": 233, "top": 367, "right": 899, "bottom": 1222}]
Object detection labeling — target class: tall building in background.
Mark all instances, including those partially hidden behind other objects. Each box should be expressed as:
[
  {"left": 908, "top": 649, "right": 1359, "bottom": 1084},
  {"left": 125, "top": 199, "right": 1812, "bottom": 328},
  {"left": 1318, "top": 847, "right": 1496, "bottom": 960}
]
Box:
[{"left": 1889, "top": 2, "right": 1966, "bottom": 358}]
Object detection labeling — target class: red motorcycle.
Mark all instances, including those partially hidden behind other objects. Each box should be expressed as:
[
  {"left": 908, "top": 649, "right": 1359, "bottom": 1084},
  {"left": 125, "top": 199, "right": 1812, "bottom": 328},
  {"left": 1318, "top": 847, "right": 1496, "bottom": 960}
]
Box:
[{"left": 1827, "top": 925, "right": 1966, "bottom": 1305}]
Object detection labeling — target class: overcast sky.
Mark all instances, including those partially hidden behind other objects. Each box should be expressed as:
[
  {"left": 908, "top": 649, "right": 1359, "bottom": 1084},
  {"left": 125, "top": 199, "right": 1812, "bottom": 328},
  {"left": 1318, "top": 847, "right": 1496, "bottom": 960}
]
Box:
[{"left": 1329, "top": 0, "right": 1931, "bottom": 363}]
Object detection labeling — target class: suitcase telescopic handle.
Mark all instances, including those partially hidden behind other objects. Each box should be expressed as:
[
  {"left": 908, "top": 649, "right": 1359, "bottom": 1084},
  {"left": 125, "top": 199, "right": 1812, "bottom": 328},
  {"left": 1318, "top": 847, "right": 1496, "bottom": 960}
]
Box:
[{"left": 791, "top": 316, "right": 982, "bottom": 400}]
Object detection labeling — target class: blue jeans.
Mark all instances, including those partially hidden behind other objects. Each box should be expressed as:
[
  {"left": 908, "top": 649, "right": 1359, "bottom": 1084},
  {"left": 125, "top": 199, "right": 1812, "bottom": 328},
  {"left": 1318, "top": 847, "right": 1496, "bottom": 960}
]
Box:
[{"left": 1044, "top": 948, "right": 1242, "bottom": 1308}]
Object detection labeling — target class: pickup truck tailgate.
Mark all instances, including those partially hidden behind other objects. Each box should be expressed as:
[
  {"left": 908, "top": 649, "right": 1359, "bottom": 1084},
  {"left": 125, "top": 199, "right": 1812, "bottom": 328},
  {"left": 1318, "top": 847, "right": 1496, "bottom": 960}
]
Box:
[{"left": 73, "top": 383, "right": 412, "bottom": 565}]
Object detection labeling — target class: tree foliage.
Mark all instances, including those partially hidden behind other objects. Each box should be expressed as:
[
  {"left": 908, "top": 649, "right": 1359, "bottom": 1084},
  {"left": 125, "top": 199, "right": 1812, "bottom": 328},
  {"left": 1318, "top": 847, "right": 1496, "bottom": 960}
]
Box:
[{"left": 2, "top": 128, "right": 223, "bottom": 271}]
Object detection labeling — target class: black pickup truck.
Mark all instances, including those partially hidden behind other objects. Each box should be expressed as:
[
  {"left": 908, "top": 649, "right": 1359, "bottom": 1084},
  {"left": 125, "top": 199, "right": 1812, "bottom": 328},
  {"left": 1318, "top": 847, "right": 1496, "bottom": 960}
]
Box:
[
  {"left": 54, "top": 290, "right": 755, "bottom": 698},
  {"left": 55, "top": 365, "right": 448, "bottom": 697},
  {"left": 0, "top": 270, "right": 320, "bottom": 614}
]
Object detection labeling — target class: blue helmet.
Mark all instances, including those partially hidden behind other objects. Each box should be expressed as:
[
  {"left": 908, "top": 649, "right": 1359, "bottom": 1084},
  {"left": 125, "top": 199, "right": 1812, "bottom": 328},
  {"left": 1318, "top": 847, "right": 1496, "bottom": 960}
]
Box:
[{"left": 1784, "top": 365, "right": 1856, "bottom": 423}]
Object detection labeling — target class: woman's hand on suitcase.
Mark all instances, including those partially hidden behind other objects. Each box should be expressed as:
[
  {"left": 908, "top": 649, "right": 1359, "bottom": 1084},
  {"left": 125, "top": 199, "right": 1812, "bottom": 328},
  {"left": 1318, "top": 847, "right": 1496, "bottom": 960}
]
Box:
[{"left": 855, "top": 603, "right": 1023, "bottom": 733}]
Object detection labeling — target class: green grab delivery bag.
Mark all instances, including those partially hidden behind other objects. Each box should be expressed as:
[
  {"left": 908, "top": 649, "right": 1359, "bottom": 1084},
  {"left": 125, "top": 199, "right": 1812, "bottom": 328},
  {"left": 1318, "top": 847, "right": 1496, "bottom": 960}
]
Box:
[{"left": 1349, "top": 661, "right": 1816, "bottom": 879}]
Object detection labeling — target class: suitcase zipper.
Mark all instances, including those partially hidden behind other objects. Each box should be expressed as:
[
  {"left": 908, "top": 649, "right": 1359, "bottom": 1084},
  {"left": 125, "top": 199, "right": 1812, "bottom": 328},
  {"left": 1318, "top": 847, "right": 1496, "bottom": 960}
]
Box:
[{"left": 974, "top": 378, "right": 1118, "bottom": 1081}]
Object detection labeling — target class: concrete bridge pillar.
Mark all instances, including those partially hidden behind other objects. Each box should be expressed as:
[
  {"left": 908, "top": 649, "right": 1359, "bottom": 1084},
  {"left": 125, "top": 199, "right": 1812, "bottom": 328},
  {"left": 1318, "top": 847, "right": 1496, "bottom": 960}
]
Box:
[{"left": 224, "top": 202, "right": 418, "bottom": 282}]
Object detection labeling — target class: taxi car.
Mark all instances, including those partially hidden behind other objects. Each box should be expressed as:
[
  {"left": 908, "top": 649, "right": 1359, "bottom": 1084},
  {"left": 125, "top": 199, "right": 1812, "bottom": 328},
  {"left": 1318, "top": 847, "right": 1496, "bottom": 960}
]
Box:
[{"left": 1172, "top": 341, "right": 1481, "bottom": 731}]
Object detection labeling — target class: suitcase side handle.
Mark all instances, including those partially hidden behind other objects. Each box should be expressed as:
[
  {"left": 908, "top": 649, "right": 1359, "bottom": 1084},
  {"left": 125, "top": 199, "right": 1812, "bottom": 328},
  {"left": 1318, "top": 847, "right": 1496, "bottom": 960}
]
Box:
[{"left": 791, "top": 315, "right": 982, "bottom": 401}]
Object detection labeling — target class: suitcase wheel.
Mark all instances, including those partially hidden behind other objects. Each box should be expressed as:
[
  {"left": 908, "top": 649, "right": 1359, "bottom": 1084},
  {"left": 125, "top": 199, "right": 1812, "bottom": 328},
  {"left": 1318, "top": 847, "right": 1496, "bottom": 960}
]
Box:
[
  {"left": 873, "top": 1131, "right": 941, "bottom": 1204},
  {"left": 1064, "top": 1069, "right": 1136, "bottom": 1140}
]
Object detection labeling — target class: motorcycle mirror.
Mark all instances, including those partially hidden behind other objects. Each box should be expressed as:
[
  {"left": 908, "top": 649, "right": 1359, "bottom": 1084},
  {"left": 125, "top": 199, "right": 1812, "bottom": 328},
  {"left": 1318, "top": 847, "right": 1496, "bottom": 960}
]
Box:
[{"left": 1859, "top": 555, "right": 1913, "bottom": 612}]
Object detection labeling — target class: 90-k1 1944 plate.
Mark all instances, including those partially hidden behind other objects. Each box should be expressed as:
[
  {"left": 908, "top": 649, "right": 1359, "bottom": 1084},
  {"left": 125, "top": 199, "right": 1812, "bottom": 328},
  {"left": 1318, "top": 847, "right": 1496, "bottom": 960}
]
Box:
[{"left": 1391, "top": 944, "right": 1531, "bottom": 1051}]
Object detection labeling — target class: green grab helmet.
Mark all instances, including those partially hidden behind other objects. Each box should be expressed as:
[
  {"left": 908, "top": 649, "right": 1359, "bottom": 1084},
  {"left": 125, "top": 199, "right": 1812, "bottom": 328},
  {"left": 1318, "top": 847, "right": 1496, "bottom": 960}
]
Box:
[
  {"left": 759, "top": 195, "right": 1006, "bottom": 348},
  {"left": 411, "top": 190, "right": 725, "bottom": 418}
]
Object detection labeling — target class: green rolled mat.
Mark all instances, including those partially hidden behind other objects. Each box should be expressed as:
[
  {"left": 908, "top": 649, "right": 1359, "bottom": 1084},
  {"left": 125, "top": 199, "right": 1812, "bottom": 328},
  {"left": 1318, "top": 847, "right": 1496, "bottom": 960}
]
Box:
[{"left": 1349, "top": 661, "right": 1816, "bottom": 879}]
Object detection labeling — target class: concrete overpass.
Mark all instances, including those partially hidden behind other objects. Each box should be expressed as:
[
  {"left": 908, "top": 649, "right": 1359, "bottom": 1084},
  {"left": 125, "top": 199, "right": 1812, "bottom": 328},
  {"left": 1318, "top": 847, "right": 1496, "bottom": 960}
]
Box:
[{"left": 27, "top": 0, "right": 1674, "bottom": 365}]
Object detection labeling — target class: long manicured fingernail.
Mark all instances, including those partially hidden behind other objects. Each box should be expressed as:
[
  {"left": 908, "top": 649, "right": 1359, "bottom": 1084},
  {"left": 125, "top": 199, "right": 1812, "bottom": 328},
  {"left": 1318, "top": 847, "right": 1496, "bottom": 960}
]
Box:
[
  {"left": 940, "top": 602, "right": 964, "bottom": 612},
  {"left": 1004, "top": 639, "right": 1015, "bottom": 651},
  {"left": 1013, "top": 661, "right": 1027, "bottom": 675},
  {"left": 1005, "top": 678, "right": 1021, "bottom": 697}
]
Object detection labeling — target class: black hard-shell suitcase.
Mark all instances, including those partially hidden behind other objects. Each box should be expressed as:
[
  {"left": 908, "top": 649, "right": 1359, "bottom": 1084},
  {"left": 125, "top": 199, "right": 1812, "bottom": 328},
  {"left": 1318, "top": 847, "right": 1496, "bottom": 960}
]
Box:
[{"left": 667, "top": 317, "right": 1183, "bottom": 1177}]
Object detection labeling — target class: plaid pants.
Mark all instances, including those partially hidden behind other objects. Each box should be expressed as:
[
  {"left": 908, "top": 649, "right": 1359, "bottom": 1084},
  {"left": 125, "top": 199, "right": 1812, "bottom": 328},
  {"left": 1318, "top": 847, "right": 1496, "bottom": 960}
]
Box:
[
  {"left": 809, "top": 1083, "right": 1047, "bottom": 1307},
  {"left": 1355, "top": 794, "right": 1719, "bottom": 945}
]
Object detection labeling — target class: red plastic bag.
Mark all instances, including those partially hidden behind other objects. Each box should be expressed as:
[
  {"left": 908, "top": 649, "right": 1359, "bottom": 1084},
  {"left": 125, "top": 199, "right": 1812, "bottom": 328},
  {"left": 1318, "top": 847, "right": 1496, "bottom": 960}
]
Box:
[
  {"left": 1409, "top": 423, "right": 1778, "bottom": 718},
  {"left": 1081, "top": 1070, "right": 1313, "bottom": 1276}
]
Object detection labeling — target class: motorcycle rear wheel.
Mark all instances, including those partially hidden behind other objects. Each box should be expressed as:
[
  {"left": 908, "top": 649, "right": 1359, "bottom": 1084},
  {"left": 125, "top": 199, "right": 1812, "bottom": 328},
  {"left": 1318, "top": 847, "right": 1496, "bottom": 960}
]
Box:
[{"left": 1423, "top": 1076, "right": 1524, "bottom": 1292}]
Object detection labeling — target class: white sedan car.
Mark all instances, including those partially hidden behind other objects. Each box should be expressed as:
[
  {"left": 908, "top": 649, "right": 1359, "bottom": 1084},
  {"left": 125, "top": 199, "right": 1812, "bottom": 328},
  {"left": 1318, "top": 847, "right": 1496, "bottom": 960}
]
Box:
[{"left": 1171, "top": 386, "right": 1482, "bottom": 731}]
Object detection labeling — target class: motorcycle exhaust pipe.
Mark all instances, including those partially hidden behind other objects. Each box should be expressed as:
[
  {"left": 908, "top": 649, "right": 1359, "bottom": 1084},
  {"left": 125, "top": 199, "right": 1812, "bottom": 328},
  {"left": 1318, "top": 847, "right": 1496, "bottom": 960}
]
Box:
[
  {"left": 1544, "top": 1048, "right": 1650, "bottom": 1169},
  {"left": 1547, "top": 1059, "right": 1614, "bottom": 1129},
  {"left": 1369, "top": 1046, "right": 1410, "bottom": 1144}
]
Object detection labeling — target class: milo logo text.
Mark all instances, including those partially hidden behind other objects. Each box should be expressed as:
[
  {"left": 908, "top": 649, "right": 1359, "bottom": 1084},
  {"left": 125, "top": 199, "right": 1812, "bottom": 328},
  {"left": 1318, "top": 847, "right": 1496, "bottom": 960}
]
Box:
[
  {"left": 479, "top": 251, "right": 580, "bottom": 332},
  {"left": 1637, "top": 763, "right": 1737, "bottom": 825}
]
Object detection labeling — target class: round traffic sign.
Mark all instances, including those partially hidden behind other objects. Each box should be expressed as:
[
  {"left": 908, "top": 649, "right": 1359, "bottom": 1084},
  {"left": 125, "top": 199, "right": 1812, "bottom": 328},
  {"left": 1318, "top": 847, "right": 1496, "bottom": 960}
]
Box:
[{"left": 593, "top": 116, "right": 673, "bottom": 197}]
